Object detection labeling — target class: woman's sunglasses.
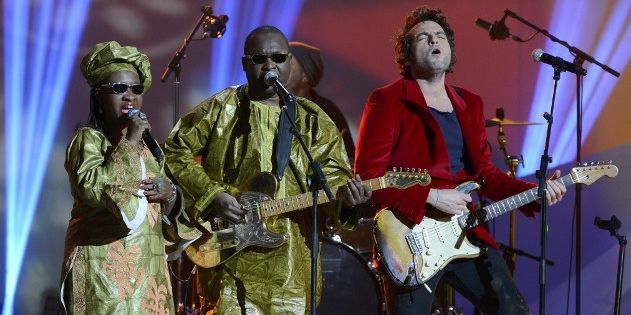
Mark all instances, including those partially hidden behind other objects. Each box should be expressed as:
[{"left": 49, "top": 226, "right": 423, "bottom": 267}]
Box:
[
  {"left": 243, "top": 53, "right": 288, "bottom": 65},
  {"left": 98, "top": 82, "right": 144, "bottom": 95}
]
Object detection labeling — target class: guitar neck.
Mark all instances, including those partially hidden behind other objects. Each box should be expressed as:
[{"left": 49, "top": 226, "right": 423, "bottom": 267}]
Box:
[
  {"left": 459, "top": 174, "right": 575, "bottom": 229},
  {"left": 259, "top": 177, "right": 385, "bottom": 218}
]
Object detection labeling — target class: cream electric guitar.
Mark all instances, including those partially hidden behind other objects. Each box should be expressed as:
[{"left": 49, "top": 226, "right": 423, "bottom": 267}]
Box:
[
  {"left": 374, "top": 163, "right": 618, "bottom": 288},
  {"left": 186, "top": 168, "right": 431, "bottom": 268}
]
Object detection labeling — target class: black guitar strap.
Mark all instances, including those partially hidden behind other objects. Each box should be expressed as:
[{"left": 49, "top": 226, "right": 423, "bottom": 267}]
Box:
[{"left": 274, "top": 96, "right": 296, "bottom": 180}]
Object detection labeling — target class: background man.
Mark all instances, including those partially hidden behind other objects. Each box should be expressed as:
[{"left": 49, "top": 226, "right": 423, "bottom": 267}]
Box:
[{"left": 286, "top": 41, "right": 355, "bottom": 163}]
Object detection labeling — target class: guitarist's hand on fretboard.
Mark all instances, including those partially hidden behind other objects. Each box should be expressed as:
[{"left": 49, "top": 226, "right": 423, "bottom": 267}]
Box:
[
  {"left": 536, "top": 169, "right": 567, "bottom": 206},
  {"left": 428, "top": 188, "right": 471, "bottom": 215},
  {"left": 337, "top": 174, "right": 372, "bottom": 208}
]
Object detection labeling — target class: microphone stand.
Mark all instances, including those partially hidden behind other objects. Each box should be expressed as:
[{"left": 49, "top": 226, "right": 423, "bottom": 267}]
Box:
[
  {"left": 160, "top": 6, "right": 226, "bottom": 314},
  {"left": 161, "top": 5, "right": 220, "bottom": 126},
  {"left": 535, "top": 65, "right": 561, "bottom": 315},
  {"left": 273, "top": 89, "right": 335, "bottom": 315},
  {"left": 498, "top": 242, "right": 555, "bottom": 266},
  {"left": 593, "top": 215, "right": 626, "bottom": 315},
  {"left": 500, "top": 10, "right": 620, "bottom": 314}
]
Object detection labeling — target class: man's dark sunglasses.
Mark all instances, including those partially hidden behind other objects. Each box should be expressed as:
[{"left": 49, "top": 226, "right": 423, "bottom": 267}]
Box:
[
  {"left": 244, "top": 53, "right": 288, "bottom": 65},
  {"left": 99, "top": 82, "right": 144, "bottom": 95}
]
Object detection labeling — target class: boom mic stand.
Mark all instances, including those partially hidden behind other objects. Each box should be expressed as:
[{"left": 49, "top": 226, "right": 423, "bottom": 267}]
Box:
[
  {"left": 535, "top": 65, "right": 562, "bottom": 315},
  {"left": 488, "top": 9, "right": 620, "bottom": 314},
  {"left": 160, "top": 6, "right": 227, "bottom": 314},
  {"left": 271, "top": 87, "right": 335, "bottom": 315},
  {"left": 161, "top": 5, "right": 228, "bottom": 126}
]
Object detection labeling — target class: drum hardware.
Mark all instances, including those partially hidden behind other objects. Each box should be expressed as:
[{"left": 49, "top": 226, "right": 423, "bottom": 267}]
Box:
[
  {"left": 317, "top": 238, "right": 385, "bottom": 314},
  {"left": 485, "top": 117, "right": 544, "bottom": 127},
  {"left": 487, "top": 107, "right": 537, "bottom": 277}
]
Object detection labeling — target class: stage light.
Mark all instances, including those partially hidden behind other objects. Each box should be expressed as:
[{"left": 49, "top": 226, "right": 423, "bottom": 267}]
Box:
[
  {"left": 208, "top": 0, "right": 304, "bottom": 94},
  {"left": 520, "top": 0, "right": 630, "bottom": 175},
  {"left": 2, "top": 1, "right": 90, "bottom": 314}
]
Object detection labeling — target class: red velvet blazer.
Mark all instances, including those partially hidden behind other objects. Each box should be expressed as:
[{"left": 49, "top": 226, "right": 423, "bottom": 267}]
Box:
[{"left": 355, "top": 77, "right": 537, "bottom": 248}]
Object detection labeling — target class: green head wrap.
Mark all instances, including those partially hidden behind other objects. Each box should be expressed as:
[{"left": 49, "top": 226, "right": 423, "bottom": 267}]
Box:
[{"left": 80, "top": 41, "right": 152, "bottom": 91}]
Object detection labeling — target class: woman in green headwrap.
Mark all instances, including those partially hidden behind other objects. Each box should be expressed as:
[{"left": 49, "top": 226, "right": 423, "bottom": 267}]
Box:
[{"left": 60, "top": 41, "right": 182, "bottom": 314}]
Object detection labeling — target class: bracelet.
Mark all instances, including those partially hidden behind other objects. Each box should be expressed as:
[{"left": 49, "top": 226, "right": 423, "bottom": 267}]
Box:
[{"left": 165, "top": 182, "right": 177, "bottom": 204}]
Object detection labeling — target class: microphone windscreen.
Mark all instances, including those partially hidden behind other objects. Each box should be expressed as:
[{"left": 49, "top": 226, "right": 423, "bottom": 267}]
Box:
[
  {"left": 127, "top": 108, "right": 140, "bottom": 117},
  {"left": 532, "top": 48, "right": 544, "bottom": 62},
  {"left": 263, "top": 71, "right": 279, "bottom": 85}
]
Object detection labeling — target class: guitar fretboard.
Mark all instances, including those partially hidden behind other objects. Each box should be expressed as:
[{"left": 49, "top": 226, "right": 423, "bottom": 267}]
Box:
[
  {"left": 259, "top": 177, "right": 386, "bottom": 218},
  {"left": 458, "top": 174, "right": 575, "bottom": 229}
]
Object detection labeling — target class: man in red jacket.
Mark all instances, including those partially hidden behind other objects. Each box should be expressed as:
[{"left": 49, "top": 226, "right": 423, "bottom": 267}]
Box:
[{"left": 354, "top": 6, "right": 567, "bottom": 315}]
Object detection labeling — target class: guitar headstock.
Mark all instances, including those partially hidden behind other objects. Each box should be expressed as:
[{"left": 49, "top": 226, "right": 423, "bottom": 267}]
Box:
[
  {"left": 384, "top": 167, "right": 431, "bottom": 188},
  {"left": 571, "top": 162, "right": 618, "bottom": 185}
]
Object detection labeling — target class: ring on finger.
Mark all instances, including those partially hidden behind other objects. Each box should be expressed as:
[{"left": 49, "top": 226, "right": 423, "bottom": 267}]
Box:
[{"left": 155, "top": 182, "right": 162, "bottom": 193}]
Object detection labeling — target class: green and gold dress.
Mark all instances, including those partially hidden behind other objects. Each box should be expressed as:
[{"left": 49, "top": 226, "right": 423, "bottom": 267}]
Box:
[{"left": 61, "top": 127, "right": 181, "bottom": 314}]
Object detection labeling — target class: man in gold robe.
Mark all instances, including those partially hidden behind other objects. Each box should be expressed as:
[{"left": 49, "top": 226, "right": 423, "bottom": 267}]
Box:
[{"left": 164, "top": 26, "right": 371, "bottom": 314}]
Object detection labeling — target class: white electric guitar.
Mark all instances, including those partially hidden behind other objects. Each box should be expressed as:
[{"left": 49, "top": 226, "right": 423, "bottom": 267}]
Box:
[{"left": 374, "top": 163, "right": 618, "bottom": 288}]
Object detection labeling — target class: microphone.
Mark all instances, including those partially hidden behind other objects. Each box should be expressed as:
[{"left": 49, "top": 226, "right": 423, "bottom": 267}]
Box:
[
  {"left": 263, "top": 71, "right": 294, "bottom": 101},
  {"left": 594, "top": 215, "right": 621, "bottom": 232},
  {"left": 475, "top": 15, "right": 524, "bottom": 42},
  {"left": 532, "top": 49, "right": 587, "bottom": 76},
  {"left": 127, "top": 108, "right": 164, "bottom": 162},
  {"left": 202, "top": 14, "right": 228, "bottom": 39}
]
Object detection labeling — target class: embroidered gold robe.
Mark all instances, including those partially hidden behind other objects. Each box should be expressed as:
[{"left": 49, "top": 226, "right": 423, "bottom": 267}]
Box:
[
  {"left": 61, "top": 127, "right": 180, "bottom": 315},
  {"left": 164, "top": 86, "right": 356, "bottom": 314}
]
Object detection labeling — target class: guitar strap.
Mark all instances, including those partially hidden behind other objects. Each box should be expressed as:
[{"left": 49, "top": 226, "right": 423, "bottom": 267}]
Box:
[
  {"left": 274, "top": 96, "right": 296, "bottom": 180},
  {"left": 236, "top": 85, "right": 296, "bottom": 180}
]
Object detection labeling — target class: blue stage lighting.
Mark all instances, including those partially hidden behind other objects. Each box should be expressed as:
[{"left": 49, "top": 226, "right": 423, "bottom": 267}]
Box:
[
  {"left": 2, "top": 1, "right": 90, "bottom": 314},
  {"left": 520, "top": 0, "right": 630, "bottom": 175}
]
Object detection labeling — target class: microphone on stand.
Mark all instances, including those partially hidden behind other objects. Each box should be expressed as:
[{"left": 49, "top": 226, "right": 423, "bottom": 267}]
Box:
[
  {"left": 128, "top": 108, "right": 164, "bottom": 162},
  {"left": 201, "top": 14, "right": 228, "bottom": 39},
  {"left": 263, "top": 71, "right": 294, "bottom": 103},
  {"left": 475, "top": 15, "right": 525, "bottom": 42},
  {"left": 594, "top": 215, "right": 621, "bottom": 232},
  {"left": 532, "top": 48, "right": 587, "bottom": 76}
]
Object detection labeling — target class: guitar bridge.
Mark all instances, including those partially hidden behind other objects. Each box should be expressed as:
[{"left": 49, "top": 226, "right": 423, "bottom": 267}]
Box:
[{"left": 405, "top": 233, "right": 424, "bottom": 256}]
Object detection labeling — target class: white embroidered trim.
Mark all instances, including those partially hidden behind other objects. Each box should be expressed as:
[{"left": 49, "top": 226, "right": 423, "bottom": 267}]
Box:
[{"left": 122, "top": 158, "right": 148, "bottom": 233}]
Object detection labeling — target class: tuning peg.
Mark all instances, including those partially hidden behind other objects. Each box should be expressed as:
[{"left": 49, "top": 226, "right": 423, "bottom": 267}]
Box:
[{"left": 608, "top": 160, "right": 613, "bottom": 164}]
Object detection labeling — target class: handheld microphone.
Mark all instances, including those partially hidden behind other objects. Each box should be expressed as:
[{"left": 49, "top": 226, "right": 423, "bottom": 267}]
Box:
[
  {"left": 127, "top": 108, "right": 164, "bottom": 162},
  {"left": 475, "top": 16, "right": 524, "bottom": 42},
  {"left": 263, "top": 71, "right": 294, "bottom": 101},
  {"left": 532, "top": 49, "right": 587, "bottom": 76}
]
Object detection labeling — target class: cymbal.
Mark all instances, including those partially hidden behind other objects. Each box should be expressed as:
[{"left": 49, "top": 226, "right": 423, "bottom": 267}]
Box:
[{"left": 485, "top": 117, "right": 544, "bottom": 127}]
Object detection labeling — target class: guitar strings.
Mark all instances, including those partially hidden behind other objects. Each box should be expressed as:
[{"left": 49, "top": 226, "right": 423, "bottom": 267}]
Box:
[{"left": 418, "top": 174, "right": 582, "bottom": 240}]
